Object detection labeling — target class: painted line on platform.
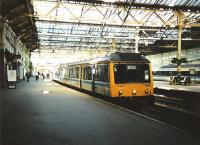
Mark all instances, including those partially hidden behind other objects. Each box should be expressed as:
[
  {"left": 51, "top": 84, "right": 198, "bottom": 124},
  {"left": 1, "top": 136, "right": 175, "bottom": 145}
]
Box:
[{"left": 55, "top": 81, "right": 191, "bottom": 134}]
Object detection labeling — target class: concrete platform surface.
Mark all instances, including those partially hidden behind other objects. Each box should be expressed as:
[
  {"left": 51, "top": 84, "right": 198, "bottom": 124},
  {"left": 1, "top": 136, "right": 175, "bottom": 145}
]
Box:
[
  {"left": 154, "top": 81, "right": 200, "bottom": 93},
  {"left": 1, "top": 78, "right": 199, "bottom": 145}
]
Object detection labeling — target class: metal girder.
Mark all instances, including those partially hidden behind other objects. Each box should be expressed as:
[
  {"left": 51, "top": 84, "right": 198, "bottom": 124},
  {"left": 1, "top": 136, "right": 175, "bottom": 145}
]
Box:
[
  {"left": 31, "top": 0, "right": 200, "bottom": 54},
  {"left": 33, "top": 1, "right": 187, "bottom": 28},
  {"left": 33, "top": 0, "right": 200, "bottom": 12},
  {"left": 36, "top": 20, "right": 191, "bottom": 38},
  {"left": 32, "top": 1, "right": 200, "bottom": 31}
]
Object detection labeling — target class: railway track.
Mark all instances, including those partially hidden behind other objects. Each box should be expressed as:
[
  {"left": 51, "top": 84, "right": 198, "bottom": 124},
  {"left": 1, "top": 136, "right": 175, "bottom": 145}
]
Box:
[
  {"left": 155, "top": 94, "right": 200, "bottom": 117},
  {"left": 141, "top": 105, "right": 200, "bottom": 134}
]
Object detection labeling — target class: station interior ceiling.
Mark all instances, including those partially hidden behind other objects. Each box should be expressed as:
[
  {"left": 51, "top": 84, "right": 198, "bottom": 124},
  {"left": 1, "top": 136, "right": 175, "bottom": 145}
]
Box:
[{"left": 1, "top": 0, "right": 200, "bottom": 65}]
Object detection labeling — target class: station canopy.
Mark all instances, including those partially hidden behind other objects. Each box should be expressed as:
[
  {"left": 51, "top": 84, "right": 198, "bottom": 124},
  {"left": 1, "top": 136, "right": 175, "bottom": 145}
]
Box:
[{"left": 31, "top": 0, "right": 200, "bottom": 64}]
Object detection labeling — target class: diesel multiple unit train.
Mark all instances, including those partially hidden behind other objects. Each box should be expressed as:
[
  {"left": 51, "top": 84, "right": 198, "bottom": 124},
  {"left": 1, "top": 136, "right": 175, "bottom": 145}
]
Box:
[{"left": 56, "top": 52, "right": 155, "bottom": 104}]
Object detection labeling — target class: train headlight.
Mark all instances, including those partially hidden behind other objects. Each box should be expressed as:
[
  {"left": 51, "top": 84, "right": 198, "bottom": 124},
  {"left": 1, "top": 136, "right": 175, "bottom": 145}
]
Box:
[
  {"left": 119, "top": 90, "right": 123, "bottom": 95},
  {"left": 132, "top": 90, "right": 136, "bottom": 95},
  {"left": 145, "top": 89, "right": 149, "bottom": 94}
]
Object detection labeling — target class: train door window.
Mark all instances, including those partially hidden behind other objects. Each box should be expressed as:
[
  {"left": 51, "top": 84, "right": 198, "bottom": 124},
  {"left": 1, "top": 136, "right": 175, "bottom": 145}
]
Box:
[
  {"left": 104, "top": 65, "right": 109, "bottom": 82},
  {"left": 81, "top": 67, "right": 84, "bottom": 79},
  {"left": 95, "top": 66, "right": 101, "bottom": 81},
  {"left": 137, "top": 64, "right": 150, "bottom": 83},
  {"left": 84, "top": 67, "right": 86, "bottom": 79},
  {"left": 84, "top": 67, "right": 87, "bottom": 79},
  {"left": 95, "top": 65, "right": 108, "bottom": 82},
  {"left": 84, "top": 66, "right": 92, "bottom": 80},
  {"left": 114, "top": 64, "right": 127, "bottom": 83},
  {"left": 88, "top": 67, "right": 92, "bottom": 80}
]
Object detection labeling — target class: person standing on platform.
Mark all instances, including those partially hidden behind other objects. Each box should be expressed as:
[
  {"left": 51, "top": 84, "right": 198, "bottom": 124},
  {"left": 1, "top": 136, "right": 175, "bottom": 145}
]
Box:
[{"left": 36, "top": 71, "right": 40, "bottom": 80}]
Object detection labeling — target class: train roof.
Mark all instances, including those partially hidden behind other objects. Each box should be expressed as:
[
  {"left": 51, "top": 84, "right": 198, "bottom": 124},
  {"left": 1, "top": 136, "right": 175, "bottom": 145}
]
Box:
[
  {"left": 109, "top": 52, "right": 150, "bottom": 62},
  {"left": 61, "top": 52, "right": 150, "bottom": 67},
  {"left": 91, "top": 52, "right": 150, "bottom": 63}
]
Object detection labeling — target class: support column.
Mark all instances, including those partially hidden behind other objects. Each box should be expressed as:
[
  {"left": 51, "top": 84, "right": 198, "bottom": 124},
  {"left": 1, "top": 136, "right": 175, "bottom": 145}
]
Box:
[
  {"left": 0, "top": 49, "right": 4, "bottom": 88},
  {"left": 177, "top": 11, "right": 183, "bottom": 75},
  {"left": 0, "top": 16, "right": 6, "bottom": 88},
  {"left": 111, "top": 39, "right": 116, "bottom": 52}
]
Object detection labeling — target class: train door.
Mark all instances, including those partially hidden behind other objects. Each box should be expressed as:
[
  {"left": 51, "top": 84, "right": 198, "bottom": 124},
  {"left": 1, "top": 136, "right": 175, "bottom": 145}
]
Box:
[
  {"left": 94, "top": 64, "right": 109, "bottom": 96},
  {"left": 80, "top": 66, "right": 84, "bottom": 89},
  {"left": 92, "top": 65, "right": 95, "bottom": 93}
]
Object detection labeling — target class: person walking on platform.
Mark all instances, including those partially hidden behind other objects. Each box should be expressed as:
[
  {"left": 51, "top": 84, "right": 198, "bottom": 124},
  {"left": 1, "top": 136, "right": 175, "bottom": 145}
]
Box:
[
  {"left": 42, "top": 73, "right": 45, "bottom": 80},
  {"left": 25, "top": 71, "right": 30, "bottom": 82},
  {"left": 36, "top": 71, "right": 40, "bottom": 80}
]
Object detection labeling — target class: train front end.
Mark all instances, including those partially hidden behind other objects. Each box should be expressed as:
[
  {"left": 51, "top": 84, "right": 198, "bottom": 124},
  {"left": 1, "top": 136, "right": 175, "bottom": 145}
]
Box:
[{"left": 109, "top": 62, "right": 155, "bottom": 104}]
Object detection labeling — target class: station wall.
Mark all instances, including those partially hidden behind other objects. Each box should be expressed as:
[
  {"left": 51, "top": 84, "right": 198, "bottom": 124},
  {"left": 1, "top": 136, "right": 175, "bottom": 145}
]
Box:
[
  {"left": 146, "top": 48, "right": 200, "bottom": 71},
  {"left": 0, "top": 19, "right": 31, "bottom": 88}
]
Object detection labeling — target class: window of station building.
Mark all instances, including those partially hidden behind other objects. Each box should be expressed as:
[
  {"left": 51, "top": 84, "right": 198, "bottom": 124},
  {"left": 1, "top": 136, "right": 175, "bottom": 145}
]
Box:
[
  {"left": 95, "top": 65, "right": 108, "bottom": 82},
  {"left": 84, "top": 66, "right": 92, "bottom": 80}
]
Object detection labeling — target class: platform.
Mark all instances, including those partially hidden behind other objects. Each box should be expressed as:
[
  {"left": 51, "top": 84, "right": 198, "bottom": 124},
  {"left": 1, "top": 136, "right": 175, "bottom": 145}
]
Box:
[
  {"left": 154, "top": 81, "right": 200, "bottom": 93},
  {"left": 1, "top": 78, "right": 199, "bottom": 145}
]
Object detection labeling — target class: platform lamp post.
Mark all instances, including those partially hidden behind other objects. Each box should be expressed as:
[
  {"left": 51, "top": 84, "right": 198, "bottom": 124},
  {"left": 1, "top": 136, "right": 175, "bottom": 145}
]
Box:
[
  {"left": 111, "top": 38, "right": 117, "bottom": 52},
  {"left": 135, "top": 34, "right": 140, "bottom": 53},
  {"left": 177, "top": 11, "right": 183, "bottom": 84}
]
